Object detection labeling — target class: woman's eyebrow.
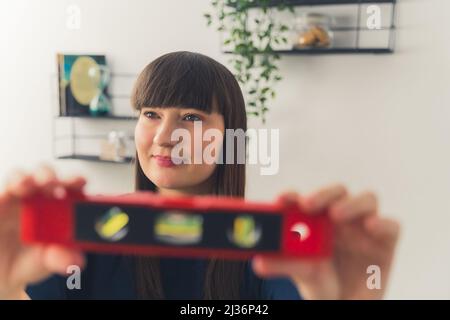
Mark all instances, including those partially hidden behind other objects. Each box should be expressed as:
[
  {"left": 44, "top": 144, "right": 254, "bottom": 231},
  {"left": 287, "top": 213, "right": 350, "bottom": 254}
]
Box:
[
  {"left": 183, "top": 108, "right": 207, "bottom": 114},
  {"left": 181, "top": 107, "right": 213, "bottom": 115},
  {"left": 140, "top": 106, "right": 212, "bottom": 115}
]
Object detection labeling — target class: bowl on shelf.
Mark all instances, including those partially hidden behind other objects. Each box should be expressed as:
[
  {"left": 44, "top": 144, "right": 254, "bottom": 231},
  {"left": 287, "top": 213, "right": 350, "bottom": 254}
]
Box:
[{"left": 292, "top": 13, "right": 334, "bottom": 49}]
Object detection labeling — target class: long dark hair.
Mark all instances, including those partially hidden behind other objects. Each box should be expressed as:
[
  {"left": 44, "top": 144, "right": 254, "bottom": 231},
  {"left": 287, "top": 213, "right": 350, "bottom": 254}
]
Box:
[{"left": 130, "top": 51, "right": 249, "bottom": 299}]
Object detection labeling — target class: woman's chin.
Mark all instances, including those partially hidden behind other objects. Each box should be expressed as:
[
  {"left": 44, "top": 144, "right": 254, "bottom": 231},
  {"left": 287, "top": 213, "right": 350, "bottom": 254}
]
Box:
[{"left": 150, "top": 176, "right": 187, "bottom": 190}]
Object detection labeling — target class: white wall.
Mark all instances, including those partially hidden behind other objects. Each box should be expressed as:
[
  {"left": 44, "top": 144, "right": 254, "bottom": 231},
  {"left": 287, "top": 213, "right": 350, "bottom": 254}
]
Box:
[{"left": 0, "top": 0, "right": 449, "bottom": 299}]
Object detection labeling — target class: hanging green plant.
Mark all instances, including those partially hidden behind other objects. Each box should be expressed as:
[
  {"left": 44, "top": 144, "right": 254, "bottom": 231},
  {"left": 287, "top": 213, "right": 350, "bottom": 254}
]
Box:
[{"left": 205, "top": 0, "right": 295, "bottom": 123}]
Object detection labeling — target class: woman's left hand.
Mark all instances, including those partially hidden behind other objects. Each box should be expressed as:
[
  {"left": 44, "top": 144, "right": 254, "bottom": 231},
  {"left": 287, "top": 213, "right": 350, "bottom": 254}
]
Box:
[{"left": 252, "top": 185, "right": 401, "bottom": 300}]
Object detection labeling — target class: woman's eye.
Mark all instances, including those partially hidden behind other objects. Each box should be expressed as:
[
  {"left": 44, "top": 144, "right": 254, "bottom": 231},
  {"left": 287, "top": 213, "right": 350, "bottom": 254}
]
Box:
[
  {"left": 183, "top": 114, "right": 202, "bottom": 122},
  {"left": 143, "top": 111, "right": 160, "bottom": 119}
]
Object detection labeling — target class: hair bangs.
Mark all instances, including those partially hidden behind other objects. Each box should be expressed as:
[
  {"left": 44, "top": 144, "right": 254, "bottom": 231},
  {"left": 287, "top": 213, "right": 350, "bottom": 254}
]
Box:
[{"left": 131, "top": 51, "right": 223, "bottom": 114}]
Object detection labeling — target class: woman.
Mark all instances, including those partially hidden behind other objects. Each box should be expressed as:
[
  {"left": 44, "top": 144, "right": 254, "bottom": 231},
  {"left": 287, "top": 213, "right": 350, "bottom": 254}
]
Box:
[{"left": 0, "top": 51, "right": 400, "bottom": 300}]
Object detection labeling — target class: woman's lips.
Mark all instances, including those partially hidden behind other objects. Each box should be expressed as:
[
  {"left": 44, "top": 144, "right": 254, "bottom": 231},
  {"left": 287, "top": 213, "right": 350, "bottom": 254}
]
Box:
[{"left": 152, "top": 155, "right": 183, "bottom": 168}]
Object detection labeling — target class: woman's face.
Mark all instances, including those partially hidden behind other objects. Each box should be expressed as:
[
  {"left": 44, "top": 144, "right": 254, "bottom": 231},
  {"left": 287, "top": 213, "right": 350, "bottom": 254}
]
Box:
[{"left": 135, "top": 106, "right": 225, "bottom": 193}]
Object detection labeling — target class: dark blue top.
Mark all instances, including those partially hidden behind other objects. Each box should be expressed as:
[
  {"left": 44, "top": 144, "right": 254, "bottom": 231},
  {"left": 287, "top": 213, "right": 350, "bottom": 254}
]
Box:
[{"left": 26, "top": 254, "right": 301, "bottom": 300}]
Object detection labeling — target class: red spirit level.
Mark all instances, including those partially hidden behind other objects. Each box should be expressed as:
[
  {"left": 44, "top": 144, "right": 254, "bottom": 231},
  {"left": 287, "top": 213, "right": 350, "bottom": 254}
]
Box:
[{"left": 21, "top": 191, "right": 333, "bottom": 260}]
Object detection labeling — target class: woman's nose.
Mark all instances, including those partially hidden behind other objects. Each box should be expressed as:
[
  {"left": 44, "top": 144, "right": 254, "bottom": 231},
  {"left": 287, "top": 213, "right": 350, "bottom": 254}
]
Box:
[{"left": 153, "top": 119, "right": 180, "bottom": 147}]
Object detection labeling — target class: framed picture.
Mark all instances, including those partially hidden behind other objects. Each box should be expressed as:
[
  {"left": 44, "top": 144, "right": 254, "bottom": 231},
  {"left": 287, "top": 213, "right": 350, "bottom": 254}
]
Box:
[{"left": 57, "top": 54, "right": 111, "bottom": 116}]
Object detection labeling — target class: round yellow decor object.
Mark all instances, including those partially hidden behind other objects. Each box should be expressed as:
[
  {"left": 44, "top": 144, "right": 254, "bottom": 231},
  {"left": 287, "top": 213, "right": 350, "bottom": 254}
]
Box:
[{"left": 70, "top": 56, "right": 101, "bottom": 105}]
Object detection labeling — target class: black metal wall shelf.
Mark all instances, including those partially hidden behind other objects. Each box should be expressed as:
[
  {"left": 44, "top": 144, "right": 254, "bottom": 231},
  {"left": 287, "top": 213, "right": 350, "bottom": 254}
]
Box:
[
  {"left": 225, "top": 47, "right": 393, "bottom": 54},
  {"left": 51, "top": 70, "right": 138, "bottom": 165},
  {"left": 276, "top": 48, "right": 392, "bottom": 54},
  {"left": 56, "top": 155, "right": 134, "bottom": 164},
  {"left": 53, "top": 115, "right": 136, "bottom": 165},
  {"left": 224, "top": 0, "right": 396, "bottom": 54},
  {"left": 232, "top": 0, "right": 396, "bottom": 8}
]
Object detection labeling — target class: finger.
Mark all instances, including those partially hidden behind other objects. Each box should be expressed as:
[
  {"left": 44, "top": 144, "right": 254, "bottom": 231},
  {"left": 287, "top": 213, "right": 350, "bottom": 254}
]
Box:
[
  {"left": 253, "top": 255, "right": 309, "bottom": 279},
  {"left": 32, "top": 165, "right": 63, "bottom": 198},
  {"left": 61, "top": 176, "right": 87, "bottom": 191},
  {"left": 33, "top": 164, "right": 58, "bottom": 186},
  {"left": 0, "top": 192, "right": 7, "bottom": 206},
  {"left": 5, "top": 171, "right": 38, "bottom": 199},
  {"left": 253, "top": 256, "right": 339, "bottom": 300},
  {"left": 11, "top": 245, "right": 85, "bottom": 287},
  {"left": 4, "top": 168, "right": 27, "bottom": 186},
  {"left": 364, "top": 216, "right": 401, "bottom": 244},
  {"left": 252, "top": 255, "right": 330, "bottom": 279},
  {"left": 42, "top": 245, "right": 85, "bottom": 275},
  {"left": 276, "top": 191, "right": 302, "bottom": 205},
  {"left": 304, "top": 184, "right": 348, "bottom": 213},
  {"left": 330, "top": 191, "right": 378, "bottom": 222}
]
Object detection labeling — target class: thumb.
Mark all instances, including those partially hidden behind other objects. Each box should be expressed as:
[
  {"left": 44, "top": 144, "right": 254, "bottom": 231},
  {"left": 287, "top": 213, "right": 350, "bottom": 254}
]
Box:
[
  {"left": 42, "top": 245, "right": 85, "bottom": 274},
  {"left": 11, "top": 245, "right": 85, "bottom": 287},
  {"left": 252, "top": 255, "right": 339, "bottom": 299}
]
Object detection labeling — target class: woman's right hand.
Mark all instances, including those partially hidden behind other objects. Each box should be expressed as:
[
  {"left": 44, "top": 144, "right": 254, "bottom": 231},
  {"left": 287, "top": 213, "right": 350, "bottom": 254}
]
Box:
[{"left": 0, "top": 165, "right": 86, "bottom": 299}]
